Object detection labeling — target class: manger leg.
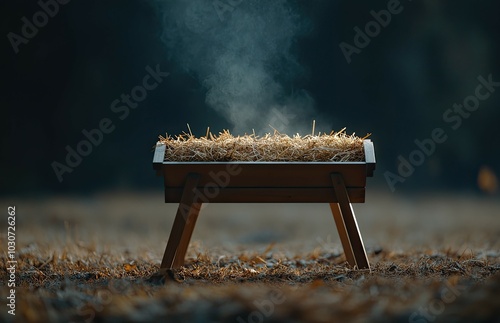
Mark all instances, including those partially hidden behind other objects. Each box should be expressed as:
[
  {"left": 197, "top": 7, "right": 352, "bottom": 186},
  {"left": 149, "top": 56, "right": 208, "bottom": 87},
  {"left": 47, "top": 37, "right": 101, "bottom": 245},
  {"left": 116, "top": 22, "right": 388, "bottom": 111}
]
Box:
[
  {"left": 329, "top": 203, "right": 356, "bottom": 267},
  {"left": 160, "top": 173, "right": 201, "bottom": 270},
  {"left": 171, "top": 202, "right": 202, "bottom": 268},
  {"left": 331, "top": 173, "right": 370, "bottom": 270}
]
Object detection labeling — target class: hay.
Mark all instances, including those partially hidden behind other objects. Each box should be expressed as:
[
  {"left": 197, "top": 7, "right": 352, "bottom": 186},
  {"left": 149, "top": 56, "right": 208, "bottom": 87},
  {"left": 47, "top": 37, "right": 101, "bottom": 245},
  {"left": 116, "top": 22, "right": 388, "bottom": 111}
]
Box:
[{"left": 158, "top": 128, "right": 369, "bottom": 162}]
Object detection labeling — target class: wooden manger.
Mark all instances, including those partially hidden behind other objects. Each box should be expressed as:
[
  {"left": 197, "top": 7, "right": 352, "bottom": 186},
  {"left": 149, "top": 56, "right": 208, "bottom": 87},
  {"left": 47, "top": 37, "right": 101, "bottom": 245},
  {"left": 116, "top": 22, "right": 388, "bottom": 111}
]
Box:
[{"left": 152, "top": 137, "right": 376, "bottom": 271}]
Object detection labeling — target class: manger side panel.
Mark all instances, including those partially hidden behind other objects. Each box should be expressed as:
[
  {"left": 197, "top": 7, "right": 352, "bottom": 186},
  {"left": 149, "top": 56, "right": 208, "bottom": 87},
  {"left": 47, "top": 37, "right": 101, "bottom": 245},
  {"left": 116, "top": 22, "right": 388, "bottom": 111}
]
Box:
[
  {"left": 161, "top": 163, "right": 367, "bottom": 188},
  {"left": 363, "top": 140, "right": 376, "bottom": 177},
  {"left": 153, "top": 144, "right": 167, "bottom": 175},
  {"left": 164, "top": 187, "right": 366, "bottom": 203}
]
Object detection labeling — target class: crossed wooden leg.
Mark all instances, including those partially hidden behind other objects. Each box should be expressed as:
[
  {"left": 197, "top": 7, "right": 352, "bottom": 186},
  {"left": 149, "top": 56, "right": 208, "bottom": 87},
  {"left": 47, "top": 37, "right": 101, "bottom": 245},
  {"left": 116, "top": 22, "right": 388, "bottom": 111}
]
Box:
[
  {"left": 330, "top": 173, "right": 370, "bottom": 270},
  {"left": 159, "top": 173, "right": 202, "bottom": 271},
  {"left": 156, "top": 171, "right": 369, "bottom": 275}
]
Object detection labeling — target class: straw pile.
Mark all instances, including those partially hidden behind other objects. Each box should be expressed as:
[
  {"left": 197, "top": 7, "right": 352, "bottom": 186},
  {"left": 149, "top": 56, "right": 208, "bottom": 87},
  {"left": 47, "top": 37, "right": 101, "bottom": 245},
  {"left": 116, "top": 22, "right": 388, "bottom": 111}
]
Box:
[{"left": 158, "top": 127, "right": 369, "bottom": 162}]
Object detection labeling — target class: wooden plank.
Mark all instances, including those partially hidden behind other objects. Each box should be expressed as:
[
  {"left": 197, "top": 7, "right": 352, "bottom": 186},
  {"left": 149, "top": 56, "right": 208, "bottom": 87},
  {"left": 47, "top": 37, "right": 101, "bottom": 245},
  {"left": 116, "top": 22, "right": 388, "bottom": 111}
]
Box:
[
  {"left": 363, "top": 140, "right": 376, "bottom": 177},
  {"left": 160, "top": 173, "right": 201, "bottom": 269},
  {"left": 153, "top": 144, "right": 166, "bottom": 175},
  {"left": 172, "top": 202, "right": 201, "bottom": 268},
  {"left": 164, "top": 187, "right": 366, "bottom": 203},
  {"left": 161, "top": 163, "right": 368, "bottom": 188},
  {"left": 330, "top": 203, "right": 356, "bottom": 267},
  {"left": 153, "top": 144, "right": 166, "bottom": 164},
  {"left": 331, "top": 173, "right": 370, "bottom": 270}
]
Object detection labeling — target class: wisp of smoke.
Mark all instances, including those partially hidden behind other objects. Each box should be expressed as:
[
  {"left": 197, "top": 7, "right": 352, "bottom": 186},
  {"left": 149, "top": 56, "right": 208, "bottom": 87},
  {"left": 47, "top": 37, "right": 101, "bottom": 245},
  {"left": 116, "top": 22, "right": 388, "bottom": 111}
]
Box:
[{"left": 154, "top": 0, "right": 315, "bottom": 134}]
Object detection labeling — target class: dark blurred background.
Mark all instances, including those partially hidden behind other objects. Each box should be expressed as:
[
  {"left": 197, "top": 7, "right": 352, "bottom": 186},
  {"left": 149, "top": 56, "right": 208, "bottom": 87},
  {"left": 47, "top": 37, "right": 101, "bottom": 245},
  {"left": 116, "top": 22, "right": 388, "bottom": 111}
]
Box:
[{"left": 1, "top": 0, "right": 499, "bottom": 195}]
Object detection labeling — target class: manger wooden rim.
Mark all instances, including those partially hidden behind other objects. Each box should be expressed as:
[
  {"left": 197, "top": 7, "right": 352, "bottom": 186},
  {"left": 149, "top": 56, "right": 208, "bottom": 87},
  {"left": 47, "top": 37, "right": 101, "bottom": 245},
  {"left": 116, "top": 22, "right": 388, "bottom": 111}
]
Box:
[{"left": 154, "top": 139, "right": 376, "bottom": 175}]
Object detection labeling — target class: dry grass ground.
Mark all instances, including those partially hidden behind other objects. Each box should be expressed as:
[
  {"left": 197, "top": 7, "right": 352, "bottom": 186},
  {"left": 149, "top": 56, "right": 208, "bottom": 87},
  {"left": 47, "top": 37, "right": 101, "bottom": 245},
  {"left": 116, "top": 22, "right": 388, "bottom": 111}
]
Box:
[{"left": 1, "top": 191, "right": 500, "bottom": 322}]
